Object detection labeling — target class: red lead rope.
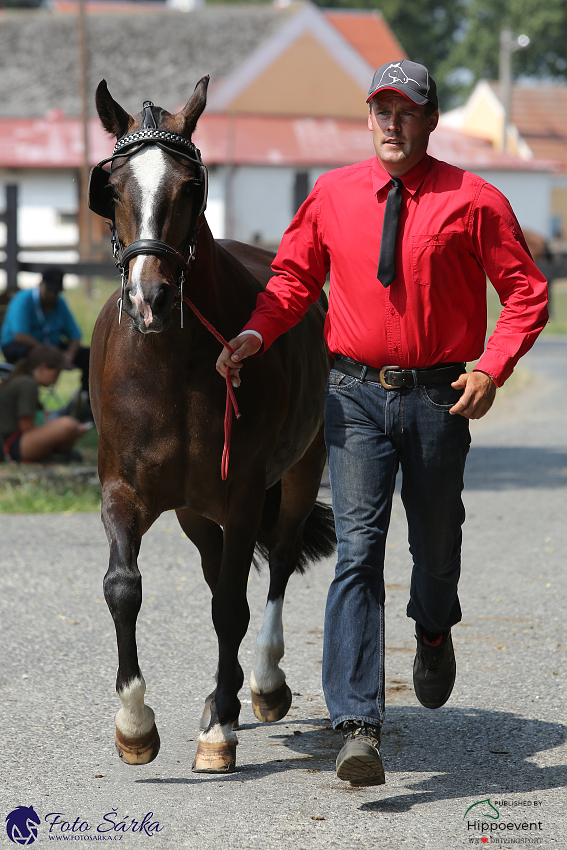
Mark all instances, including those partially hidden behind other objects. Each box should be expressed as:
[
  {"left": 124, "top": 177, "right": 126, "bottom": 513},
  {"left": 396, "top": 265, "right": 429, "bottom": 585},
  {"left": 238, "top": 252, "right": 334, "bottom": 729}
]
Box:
[{"left": 181, "top": 293, "right": 241, "bottom": 480}]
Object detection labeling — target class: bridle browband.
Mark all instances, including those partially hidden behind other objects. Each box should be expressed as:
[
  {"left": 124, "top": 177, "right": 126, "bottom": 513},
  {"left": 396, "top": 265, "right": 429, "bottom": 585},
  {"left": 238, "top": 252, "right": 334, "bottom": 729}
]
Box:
[{"left": 88, "top": 101, "right": 208, "bottom": 324}]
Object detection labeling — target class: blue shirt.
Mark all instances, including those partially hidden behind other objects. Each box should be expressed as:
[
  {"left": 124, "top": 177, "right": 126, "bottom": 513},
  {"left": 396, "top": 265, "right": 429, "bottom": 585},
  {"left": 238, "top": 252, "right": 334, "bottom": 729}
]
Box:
[{"left": 0, "top": 287, "right": 82, "bottom": 347}]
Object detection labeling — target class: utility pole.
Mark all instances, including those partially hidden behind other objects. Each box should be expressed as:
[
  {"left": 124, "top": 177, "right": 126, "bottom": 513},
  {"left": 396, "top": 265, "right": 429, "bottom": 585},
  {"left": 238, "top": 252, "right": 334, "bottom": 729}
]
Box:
[
  {"left": 499, "top": 28, "right": 530, "bottom": 152},
  {"left": 77, "top": 0, "right": 92, "bottom": 295}
]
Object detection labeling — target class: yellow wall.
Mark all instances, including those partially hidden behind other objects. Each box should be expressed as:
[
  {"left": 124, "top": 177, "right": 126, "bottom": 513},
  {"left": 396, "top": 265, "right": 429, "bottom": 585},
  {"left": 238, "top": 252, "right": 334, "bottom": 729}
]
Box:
[
  {"left": 463, "top": 99, "right": 502, "bottom": 145},
  {"left": 463, "top": 96, "right": 523, "bottom": 154},
  {"left": 227, "top": 32, "right": 368, "bottom": 119}
]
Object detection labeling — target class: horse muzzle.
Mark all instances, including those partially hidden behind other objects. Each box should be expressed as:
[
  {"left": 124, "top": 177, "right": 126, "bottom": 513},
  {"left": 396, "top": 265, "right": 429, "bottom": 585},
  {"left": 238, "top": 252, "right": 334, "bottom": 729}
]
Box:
[{"left": 124, "top": 282, "right": 173, "bottom": 334}]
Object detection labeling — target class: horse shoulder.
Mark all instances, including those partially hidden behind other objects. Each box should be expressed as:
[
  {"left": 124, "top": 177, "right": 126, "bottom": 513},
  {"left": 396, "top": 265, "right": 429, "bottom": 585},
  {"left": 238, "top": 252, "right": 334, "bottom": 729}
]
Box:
[{"left": 216, "top": 239, "right": 275, "bottom": 290}]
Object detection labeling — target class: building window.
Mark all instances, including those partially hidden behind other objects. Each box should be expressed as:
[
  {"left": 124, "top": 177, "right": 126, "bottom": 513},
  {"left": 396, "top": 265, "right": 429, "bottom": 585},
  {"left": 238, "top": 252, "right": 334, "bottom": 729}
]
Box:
[
  {"left": 293, "top": 172, "right": 309, "bottom": 216},
  {"left": 57, "top": 212, "right": 77, "bottom": 226}
]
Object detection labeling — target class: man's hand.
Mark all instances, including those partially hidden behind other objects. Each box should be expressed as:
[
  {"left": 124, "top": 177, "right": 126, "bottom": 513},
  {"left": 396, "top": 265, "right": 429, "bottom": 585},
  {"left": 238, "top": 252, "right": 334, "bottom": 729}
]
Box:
[
  {"left": 449, "top": 370, "right": 496, "bottom": 419},
  {"left": 216, "top": 333, "right": 262, "bottom": 387}
]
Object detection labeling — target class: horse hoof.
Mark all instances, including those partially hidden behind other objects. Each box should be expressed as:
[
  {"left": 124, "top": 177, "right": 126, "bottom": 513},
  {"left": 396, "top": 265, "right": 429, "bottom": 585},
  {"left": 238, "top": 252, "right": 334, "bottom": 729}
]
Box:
[
  {"left": 192, "top": 741, "right": 237, "bottom": 773},
  {"left": 251, "top": 681, "right": 292, "bottom": 722},
  {"left": 115, "top": 724, "right": 160, "bottom": 765}
]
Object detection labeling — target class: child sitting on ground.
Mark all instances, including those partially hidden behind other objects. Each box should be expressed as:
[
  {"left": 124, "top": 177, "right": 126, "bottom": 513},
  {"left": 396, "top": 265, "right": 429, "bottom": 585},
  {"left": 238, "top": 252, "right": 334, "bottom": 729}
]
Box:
[{"left": 0, "top": 345, "right": 90, "bottom": 463}]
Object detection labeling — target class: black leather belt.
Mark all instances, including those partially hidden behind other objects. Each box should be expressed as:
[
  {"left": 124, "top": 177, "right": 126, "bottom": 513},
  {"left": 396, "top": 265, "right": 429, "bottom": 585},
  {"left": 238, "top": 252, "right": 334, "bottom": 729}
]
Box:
[{"left": 333, "top": 356, "right": 465, "bottom": 389}]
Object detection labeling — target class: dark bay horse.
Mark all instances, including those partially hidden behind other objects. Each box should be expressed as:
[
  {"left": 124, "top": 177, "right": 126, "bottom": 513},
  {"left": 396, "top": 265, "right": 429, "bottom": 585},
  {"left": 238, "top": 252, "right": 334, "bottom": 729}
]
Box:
[{"left": 89, "top": 76, "right": 334, "bottom": 773}]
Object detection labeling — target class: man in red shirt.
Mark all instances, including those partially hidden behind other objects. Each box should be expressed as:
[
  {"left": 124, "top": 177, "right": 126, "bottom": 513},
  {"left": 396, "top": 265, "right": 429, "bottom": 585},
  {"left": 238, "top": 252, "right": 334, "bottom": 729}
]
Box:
[{"left": 216, "top": 60, "right": 548, "bottom": 786}]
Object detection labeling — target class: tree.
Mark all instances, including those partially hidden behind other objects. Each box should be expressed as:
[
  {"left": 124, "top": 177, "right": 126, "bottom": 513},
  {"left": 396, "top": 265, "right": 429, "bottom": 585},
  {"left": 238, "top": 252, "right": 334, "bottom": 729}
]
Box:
[{"left": 442, "top": 0, "right": 567, "bottom": 99}]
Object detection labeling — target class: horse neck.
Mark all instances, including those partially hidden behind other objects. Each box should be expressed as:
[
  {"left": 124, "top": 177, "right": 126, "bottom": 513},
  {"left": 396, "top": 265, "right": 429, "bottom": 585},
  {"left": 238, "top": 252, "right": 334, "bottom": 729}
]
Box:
[{"left": 184, "top": 218, "right": 222, "bottom": 320}]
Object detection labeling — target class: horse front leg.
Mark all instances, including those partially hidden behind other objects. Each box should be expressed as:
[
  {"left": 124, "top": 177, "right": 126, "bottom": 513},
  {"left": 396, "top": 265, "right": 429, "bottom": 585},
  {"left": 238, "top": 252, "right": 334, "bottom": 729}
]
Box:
[
  {"left": 102, "top": 482, "right": 160, "bottom": 765},
  {"left": 192, "top": 489, "right": 265, "bottom": 774}
]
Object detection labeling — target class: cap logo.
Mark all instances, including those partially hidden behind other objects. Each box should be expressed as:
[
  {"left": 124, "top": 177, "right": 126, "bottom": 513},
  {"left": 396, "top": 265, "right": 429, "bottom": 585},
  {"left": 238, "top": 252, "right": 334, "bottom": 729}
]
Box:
[{"left": 379, "top": 62, "right": 419, "bottom": 88}]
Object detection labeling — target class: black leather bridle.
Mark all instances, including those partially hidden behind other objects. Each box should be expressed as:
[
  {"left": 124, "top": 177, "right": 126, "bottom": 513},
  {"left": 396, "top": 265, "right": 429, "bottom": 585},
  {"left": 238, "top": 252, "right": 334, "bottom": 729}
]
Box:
[{"left": 88, "top": 101, "right": 208, "bottom": 324}]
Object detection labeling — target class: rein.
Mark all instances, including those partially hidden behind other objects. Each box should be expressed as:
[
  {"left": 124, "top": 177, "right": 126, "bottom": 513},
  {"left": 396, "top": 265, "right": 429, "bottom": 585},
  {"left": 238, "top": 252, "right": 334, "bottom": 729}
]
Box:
[
  {"left": 89, "top": 102, "right": 240, "bottom": 480},
  {"left": 179, "top": 292, "right": 241, "bottom": 481}
]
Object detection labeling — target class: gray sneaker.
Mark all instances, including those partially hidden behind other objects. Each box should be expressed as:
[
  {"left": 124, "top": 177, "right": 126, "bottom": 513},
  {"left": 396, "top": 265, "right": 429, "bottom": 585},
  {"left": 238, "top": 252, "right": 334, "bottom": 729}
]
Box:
[{"left": 335, "top": 721, "right": 385, "bottom": 786}]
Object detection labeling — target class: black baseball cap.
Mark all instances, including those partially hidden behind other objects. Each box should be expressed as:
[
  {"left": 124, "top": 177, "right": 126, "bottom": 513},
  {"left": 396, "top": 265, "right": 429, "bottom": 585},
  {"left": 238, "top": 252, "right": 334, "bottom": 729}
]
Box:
[
  {"left": 367, "top": 60, "right": 438, "bottom": 109},
  {"left": 41, "top": 267, "right": 64, "bottom": 291}
]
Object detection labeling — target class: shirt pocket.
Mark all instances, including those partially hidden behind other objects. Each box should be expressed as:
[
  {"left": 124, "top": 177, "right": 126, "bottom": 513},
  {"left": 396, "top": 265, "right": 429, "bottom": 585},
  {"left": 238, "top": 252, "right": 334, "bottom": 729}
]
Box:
[{"left": 411, "top": 232, "right": 462, "bottom": 287}]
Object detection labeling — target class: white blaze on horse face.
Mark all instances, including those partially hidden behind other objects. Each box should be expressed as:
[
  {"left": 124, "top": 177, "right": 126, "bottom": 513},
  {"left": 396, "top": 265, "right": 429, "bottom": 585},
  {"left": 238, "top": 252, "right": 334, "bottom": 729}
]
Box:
[
  {"left": 115, "top": 675, "right": 156, "bottom": 739},
  {"left": 250, "top": 597, "right": 286, "bottom": 695},
  {"left": 129, "top": 147, "right": 168, "bottom": 327}
]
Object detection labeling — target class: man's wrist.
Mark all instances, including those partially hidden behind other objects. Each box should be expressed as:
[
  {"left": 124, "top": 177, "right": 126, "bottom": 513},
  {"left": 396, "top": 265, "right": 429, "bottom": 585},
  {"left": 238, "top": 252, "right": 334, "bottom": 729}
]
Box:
[
  {"left": 240, "top": 329, "right": 263, "bottom": 345},
  {"left": 473, "top": 369, "right": 498, "bottom": 388}
]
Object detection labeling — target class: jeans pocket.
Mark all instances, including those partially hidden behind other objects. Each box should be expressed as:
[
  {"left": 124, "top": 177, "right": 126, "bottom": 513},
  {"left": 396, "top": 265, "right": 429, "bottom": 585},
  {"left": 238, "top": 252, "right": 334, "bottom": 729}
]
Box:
[
  {"left": 420, "top": 384, "right": 463, "bottom": 410},
  {"left": 327, "top": 369, "right": 358, "bottom": 391}
]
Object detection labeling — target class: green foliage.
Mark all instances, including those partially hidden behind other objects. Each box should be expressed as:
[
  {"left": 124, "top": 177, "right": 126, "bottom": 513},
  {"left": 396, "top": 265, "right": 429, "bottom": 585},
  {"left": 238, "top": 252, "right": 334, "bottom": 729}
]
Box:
[
  {"left": 0, "top": 481, "right": 101, "bottom": 513},
  {"left": 443, "top": 0, "right": 567, "bottom": 101}
]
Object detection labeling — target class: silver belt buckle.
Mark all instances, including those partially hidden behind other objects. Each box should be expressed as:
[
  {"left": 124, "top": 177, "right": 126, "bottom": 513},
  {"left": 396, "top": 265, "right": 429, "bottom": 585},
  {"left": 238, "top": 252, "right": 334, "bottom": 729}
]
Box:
[{"left": 379, "top": 365, "right": 401, "bottom": 390}]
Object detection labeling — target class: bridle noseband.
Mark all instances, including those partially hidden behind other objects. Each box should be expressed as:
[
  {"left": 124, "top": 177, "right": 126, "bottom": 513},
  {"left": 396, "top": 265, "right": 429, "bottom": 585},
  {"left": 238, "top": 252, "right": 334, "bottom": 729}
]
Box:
[{"left": 88, "top": 101, "right": 208, "bottom": 325}]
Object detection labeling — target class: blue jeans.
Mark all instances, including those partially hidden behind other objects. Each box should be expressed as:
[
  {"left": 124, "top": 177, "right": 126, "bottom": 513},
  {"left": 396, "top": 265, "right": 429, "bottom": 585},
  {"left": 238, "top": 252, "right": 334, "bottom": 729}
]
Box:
[{"left": 322, "top": 366, "right": 470, "bottom": 728}]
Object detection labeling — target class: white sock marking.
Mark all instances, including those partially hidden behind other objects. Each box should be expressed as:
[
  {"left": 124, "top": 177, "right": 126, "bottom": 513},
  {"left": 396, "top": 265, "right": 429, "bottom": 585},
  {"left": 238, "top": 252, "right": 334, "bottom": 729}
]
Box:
[
  {"left": 115, "top": 676, "right": 155, "bottom": 739},
  {"left": 250, "top": 597, "right": 286, "bottom": 695},
  {"left": 199, "top": 722, "right": 238, "bottom": 745}
]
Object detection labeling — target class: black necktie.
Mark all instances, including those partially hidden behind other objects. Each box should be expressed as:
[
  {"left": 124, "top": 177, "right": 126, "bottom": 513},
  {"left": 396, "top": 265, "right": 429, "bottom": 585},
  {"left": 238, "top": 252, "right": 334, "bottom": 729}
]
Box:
[{"left": 377, "top": 177, "right": 403, "bottom": 287}]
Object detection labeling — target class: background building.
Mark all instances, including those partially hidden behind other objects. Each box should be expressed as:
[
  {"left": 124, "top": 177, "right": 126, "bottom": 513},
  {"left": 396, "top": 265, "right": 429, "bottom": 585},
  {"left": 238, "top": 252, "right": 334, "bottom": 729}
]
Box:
[{"left": 0, "top": 1, "right": 560, "bottom": 288}]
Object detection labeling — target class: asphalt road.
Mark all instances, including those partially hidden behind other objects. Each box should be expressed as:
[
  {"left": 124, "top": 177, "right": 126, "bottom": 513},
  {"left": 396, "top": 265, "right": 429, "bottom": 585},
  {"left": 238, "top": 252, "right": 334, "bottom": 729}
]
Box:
[{"left": 1, "top": 338, "right": 566, "bottom": 849}]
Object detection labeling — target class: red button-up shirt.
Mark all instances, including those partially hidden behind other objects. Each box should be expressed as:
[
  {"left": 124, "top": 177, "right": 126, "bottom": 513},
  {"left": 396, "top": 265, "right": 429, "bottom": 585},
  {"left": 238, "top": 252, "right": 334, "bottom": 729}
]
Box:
[{"left": 242, "top": 154, "right": 548, "bottom": 386}]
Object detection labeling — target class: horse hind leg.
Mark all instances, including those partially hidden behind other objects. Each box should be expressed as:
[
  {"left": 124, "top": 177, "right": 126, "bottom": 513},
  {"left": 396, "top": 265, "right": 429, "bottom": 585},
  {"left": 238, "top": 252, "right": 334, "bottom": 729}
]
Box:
[
  {"left": 251, "top": 428, "right": 332, "bottom": 723},
  {"left": 174, "top": 509, "right": 243, "bottom": 733},
  {"left": 102, "top": 483, "right": 160, "bottom": 765},
  {"left": 192, "top": 488, "right": 265, "bottom": 773}
]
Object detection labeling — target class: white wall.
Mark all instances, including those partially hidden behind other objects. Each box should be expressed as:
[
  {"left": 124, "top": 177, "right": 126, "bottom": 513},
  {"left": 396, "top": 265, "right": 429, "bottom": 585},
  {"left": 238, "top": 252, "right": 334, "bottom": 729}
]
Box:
[
  {"left": 227, "top": 166, "right": 296, "bottom": 246},
  {"left": 0, "top": 169, "right": 79, "bottom": 289},
  {"left": 472, "top": 170, "right": 553, "bottom": 240},
  {"left": 0, "top": 169, "right": 79, "bottom": 247}
]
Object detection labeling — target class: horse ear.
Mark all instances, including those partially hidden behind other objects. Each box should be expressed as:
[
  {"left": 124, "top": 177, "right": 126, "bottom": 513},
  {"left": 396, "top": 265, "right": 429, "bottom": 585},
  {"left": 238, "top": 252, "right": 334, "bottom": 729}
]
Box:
[
  {"left": 176, "top": 76, "right": 210, "bottom": 138},
  {"left": 95, "top": 80, "right": 133, "bottom": 139}
]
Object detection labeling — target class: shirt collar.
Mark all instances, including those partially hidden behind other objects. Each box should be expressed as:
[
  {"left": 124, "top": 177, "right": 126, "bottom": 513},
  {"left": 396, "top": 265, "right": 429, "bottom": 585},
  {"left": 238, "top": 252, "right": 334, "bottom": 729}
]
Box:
[{"left": 371, "top": 153, "right": 431, "bottom": 197}]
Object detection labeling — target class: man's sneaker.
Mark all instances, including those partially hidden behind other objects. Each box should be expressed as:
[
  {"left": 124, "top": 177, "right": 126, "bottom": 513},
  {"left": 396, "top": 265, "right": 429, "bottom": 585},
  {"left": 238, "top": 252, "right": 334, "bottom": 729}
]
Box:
[
  {"left": 335, "top": 721, "right": 385, "bottom": 786},
  {"left": 413, "top": 624, "right": 456, "bottom": 709}
]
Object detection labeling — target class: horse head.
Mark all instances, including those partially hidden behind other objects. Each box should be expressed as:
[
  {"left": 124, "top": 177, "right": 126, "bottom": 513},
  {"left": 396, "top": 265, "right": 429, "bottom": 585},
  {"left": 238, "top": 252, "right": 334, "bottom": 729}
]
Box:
[{"left": 94, "top": 77, "right": 209, "bottom": 334}]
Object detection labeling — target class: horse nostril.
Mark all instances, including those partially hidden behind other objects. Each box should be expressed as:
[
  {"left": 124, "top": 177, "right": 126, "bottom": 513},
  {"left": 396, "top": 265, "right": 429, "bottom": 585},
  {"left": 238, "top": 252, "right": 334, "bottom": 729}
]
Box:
[{"left": 151, "top": 284, "right": 173, "bottom": 315}]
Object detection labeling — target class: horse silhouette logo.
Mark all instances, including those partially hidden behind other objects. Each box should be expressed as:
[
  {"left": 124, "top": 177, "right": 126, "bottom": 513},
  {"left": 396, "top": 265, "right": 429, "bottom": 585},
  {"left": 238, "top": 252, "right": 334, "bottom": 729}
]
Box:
[
  {"left": 379, "top": 62, "right": 420, "bottom": 88},
  {"left": 463, "top": 798, "right": 500, "bottom": 821},
  {"left": 5, "top": 806, "right": 41, "bottom": 845}
]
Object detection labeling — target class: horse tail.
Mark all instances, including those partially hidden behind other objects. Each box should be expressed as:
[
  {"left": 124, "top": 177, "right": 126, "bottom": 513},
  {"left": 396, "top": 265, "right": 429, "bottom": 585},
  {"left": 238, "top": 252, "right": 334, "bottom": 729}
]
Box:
[{"left": 253, "top": 481, "right": 336, "bottom": 573}]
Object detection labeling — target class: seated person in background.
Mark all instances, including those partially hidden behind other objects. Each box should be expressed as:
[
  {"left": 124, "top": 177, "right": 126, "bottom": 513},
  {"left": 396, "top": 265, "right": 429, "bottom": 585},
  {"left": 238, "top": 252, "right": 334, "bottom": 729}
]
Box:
[
  {"left": 0, "top": 267, "right": 90, "bottom": 407},
  {"left": 0, "top": 345, "right": 90, "bottom": 463}
]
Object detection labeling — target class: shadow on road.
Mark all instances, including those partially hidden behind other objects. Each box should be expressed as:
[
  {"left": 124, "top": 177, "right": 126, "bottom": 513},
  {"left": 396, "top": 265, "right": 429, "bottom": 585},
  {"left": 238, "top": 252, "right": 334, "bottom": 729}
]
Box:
[
  {"left": 465, "top": 447, "right": 567, "bottom": 490},
  {"left": 135, "top": 707, "right": 567, "bottom": 806}
]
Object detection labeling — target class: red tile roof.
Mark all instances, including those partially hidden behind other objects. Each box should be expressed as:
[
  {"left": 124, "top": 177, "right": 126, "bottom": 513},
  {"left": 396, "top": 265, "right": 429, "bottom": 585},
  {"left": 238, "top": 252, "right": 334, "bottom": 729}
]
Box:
[
  {"left": 324, "top": 10, "right": 406, "bottom": 68},
  {"left": 490, "top": 83, "right": 567, "bottom": 172},
  {"left": 0, "top": 114, "right": 558, "bottom": 172}
]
